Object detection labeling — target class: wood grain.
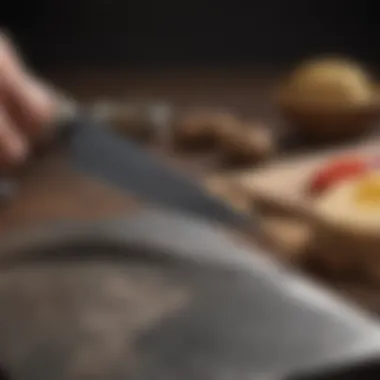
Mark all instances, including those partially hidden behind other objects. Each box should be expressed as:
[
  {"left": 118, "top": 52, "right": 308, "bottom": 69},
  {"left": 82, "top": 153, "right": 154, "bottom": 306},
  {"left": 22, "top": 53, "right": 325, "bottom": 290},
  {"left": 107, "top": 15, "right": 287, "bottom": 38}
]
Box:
[{"left": 0, "top": 147, "right": 140, "bottom": 234}]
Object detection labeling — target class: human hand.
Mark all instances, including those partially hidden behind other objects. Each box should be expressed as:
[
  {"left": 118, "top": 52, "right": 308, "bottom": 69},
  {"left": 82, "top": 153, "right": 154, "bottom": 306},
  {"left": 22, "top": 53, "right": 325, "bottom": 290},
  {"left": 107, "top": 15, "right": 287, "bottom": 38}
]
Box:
[{"left": 0, "top": 34, "right": 59, "bottom": 168}]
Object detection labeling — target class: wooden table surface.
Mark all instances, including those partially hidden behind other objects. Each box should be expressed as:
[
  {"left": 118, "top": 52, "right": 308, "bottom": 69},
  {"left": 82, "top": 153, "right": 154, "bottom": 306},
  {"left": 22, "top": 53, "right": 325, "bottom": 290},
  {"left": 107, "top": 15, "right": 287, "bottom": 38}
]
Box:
[{"left": 0, "top": 69, "right": 279, "bottom": 235}]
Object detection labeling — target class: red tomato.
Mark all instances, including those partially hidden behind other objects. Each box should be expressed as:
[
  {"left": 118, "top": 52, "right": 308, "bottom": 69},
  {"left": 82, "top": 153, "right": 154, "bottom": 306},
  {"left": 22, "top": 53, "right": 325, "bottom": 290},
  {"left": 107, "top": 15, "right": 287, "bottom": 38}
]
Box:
[{"left": 309, "top": 156, "right": 367, "bottom": 196}]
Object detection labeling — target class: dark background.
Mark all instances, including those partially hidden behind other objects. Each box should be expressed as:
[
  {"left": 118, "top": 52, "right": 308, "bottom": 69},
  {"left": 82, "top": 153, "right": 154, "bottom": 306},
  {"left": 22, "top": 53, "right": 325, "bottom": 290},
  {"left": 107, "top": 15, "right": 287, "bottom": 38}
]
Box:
[{"left": 3, "top": 0, "right": 377, "bottom": 70}]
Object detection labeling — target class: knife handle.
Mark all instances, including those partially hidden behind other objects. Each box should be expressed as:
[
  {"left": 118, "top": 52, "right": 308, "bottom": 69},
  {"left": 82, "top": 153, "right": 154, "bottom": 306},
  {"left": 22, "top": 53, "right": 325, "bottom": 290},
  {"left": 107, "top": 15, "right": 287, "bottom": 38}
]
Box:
[
  {"left": 49, "top": 97, "right": 80, "bottom": 137},
  {"left": 0, "top": 97, "right": 80, "bottom": 204},
  {"left": 50, "top": 98, "right": 175, "bottom": 143}
]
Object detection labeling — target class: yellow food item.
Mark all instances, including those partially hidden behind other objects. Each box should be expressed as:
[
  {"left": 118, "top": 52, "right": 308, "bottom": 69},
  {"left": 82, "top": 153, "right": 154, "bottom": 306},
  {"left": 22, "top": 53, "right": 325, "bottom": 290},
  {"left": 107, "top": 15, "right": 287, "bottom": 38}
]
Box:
[
  {"left": 314, "top": 172, "right": 380, "bottom": 233},
  {"left": 354, "top": 174, "right": 380, "bottom": 208},
  {"left": 277, "top": 57, "right": 378, "bottom": 141},
  {"left": 281, "top": 57, "right": 373, "bottom": 111}
]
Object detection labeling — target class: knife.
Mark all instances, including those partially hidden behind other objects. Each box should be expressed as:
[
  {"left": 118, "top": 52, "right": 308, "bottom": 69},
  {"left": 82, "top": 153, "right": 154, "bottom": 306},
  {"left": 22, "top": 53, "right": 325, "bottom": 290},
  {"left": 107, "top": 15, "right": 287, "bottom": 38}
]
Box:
[
  {"left": 51, "top": 100, "right": 252, "bottom": 228},
  {"left": 1, "top": 209, "right": 380, "bottom": 380}
]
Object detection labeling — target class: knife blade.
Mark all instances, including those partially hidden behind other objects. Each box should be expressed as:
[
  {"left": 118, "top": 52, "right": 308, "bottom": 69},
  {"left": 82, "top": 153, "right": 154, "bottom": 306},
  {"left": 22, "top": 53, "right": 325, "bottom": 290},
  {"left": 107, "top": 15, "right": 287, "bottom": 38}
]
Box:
[
  {"left": 55, "top": 109, "right": 251, "bottom": 227},
  {"left": 1, "top": 210, "right": 380, "bottom": 380}
]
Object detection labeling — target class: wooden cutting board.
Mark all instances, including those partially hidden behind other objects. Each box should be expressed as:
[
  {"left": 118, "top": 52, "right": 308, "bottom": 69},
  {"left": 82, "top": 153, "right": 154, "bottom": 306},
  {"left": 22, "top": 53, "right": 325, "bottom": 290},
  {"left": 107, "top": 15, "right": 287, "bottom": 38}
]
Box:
[{"left": 235, "top": 138, "right": 380, "bottom": 218}]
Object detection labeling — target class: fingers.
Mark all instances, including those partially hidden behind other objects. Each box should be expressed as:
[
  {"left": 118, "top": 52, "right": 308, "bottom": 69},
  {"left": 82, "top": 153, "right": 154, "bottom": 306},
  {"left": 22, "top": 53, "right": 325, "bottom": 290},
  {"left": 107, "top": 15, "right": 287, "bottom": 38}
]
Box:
[
  {"left": 0, "top": 32, "right": 58, "bottom": 137},
  {"left": 0, "top": 33, "right": 58, "bottom": 168},
  {"left": 4, "top": 72, "right": 58, "bottom": 139},
  {"left": 0, "top": 106, "right": 28, "bottom": 167},
  {"left": 0, "top": 32, "right": 24, "bottom": 77}
]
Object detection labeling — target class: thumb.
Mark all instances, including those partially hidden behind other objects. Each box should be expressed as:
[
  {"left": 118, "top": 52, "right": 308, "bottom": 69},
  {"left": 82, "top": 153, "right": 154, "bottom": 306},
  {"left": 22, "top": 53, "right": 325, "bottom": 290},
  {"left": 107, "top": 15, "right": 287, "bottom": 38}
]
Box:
[{"left": 0, "top": 32, "right": 25, "bottom": 77}]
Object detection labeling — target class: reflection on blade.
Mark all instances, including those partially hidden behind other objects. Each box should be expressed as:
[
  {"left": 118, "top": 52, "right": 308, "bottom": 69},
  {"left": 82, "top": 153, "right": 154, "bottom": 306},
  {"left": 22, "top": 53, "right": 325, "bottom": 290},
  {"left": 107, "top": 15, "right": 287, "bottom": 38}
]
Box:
[{"left": 64, "top": 117, "right": 251, "bottom": 227}]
